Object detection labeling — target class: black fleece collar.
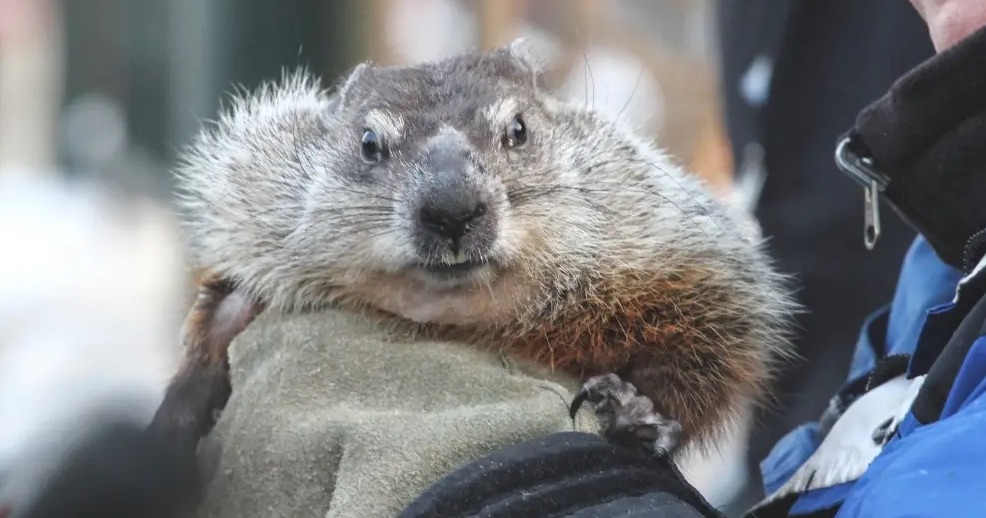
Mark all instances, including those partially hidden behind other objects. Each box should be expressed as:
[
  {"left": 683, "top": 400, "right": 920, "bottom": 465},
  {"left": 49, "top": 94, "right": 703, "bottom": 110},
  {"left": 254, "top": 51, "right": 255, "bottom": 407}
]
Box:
[{"left": 836, "top": 24, "right": 986, "bottom": 272}]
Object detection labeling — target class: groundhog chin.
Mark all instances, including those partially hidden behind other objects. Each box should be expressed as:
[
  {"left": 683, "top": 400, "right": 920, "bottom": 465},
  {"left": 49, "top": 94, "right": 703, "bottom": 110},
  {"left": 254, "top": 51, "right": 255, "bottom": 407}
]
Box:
[{"left": 346, "top": 258, "right": 531, "bottom": 326}]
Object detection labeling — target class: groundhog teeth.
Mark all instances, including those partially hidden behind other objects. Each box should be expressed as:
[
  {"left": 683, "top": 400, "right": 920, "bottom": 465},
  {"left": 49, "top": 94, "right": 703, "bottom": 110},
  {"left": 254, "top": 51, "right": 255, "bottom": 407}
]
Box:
[{"left": 451, "top": 251, "right": 469, "bottom": 265}]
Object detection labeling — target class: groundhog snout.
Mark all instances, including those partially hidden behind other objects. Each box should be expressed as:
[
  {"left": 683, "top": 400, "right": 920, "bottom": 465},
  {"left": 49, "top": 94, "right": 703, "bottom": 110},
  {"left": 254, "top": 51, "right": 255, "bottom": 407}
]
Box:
[
  {"left": 419, "top": 202, "right": 487, "bottom": 242},
  {"left": 414, "top": 167, "right": 497, "bottom": 257},
  {"left": 406, "top": 139, "right": 494, "bottom": 258}
]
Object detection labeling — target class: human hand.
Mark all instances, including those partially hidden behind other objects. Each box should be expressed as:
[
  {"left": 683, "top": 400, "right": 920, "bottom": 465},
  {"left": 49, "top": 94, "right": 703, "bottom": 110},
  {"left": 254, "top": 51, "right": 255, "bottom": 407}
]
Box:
[{"left": 909, "top": 0, "right": 986, "bottom": 52}]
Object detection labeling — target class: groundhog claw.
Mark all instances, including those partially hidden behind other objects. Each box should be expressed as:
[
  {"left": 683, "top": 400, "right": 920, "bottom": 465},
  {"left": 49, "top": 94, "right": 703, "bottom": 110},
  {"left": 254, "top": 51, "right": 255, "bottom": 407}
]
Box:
[{"left": 570, "top": 373, "right": 682, "bottom": 458}]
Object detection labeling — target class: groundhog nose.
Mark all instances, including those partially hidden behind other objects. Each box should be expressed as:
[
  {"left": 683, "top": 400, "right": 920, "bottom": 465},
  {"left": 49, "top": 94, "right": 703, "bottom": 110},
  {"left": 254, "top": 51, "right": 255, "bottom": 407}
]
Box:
[{"left": 419, "top": 202, "right": 487, "bottom": 241}]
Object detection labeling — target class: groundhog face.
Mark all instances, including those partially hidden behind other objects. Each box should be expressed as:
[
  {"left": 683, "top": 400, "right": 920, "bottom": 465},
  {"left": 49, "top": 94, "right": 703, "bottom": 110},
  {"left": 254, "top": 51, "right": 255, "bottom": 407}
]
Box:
[
  {"left": 297, "top": 40, "right": 607, "bottom": 296},
  {"left": 178, "top": 39, "right": 647, "bottom": 320}
]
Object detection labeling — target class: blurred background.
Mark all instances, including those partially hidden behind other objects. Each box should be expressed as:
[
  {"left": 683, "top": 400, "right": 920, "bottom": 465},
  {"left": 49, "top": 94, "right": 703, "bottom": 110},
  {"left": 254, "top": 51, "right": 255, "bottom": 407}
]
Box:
[
  {"left": 0, "top": 0, "right": 935, "bottom": 516},
  {"left": 0, "top": 0, "right": 734, "bottom": 194}
]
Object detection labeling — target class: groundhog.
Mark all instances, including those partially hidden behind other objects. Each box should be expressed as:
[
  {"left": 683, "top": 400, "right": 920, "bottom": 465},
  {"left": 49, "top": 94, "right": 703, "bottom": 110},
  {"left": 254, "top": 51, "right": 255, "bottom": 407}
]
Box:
[{"left": 148, "top": 38, "right": 798, "bottom": 463}]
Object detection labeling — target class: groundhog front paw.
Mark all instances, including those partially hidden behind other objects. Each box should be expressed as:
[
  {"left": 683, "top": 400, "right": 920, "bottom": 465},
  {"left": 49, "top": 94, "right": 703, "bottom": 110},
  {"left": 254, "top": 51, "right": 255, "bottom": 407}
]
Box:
[
  {"left": 569, "top": 373, "right": 682, "bottom": 458},
  {"left": 147, "top": 362, "right": 231, "bottom": 453}
]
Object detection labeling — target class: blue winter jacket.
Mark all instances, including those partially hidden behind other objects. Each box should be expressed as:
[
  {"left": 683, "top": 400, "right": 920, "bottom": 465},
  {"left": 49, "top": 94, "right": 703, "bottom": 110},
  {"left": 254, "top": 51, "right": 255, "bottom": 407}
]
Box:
[{"left": 753, "top": 236, "right": 986, "bottom": 516}]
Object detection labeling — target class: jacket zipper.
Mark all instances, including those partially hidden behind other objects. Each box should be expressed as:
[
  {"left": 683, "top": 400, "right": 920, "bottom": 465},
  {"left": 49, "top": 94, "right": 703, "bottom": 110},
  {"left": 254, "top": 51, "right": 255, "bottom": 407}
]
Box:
[{"left": 835, "top": 136, "right": 891, "bottom": 250}]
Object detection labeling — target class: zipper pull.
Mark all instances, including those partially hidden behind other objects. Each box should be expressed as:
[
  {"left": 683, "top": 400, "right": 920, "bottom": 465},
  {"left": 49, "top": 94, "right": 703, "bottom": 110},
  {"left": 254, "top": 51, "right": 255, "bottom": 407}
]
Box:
[
  {"left": 863, "top": 178, "right": 880, "bottom": 250},
  {"left": 835, "top": 137, "right": 889, "bottom": 251}
]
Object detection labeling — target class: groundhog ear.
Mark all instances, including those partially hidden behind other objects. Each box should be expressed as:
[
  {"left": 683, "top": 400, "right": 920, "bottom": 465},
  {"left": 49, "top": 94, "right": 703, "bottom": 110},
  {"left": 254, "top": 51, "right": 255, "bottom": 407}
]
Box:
[
  {"left": 507, "top": 38, "right": 548, "bottom": 72},
  {"left": 507, "top": 37, "right": 549, "bottom": 74},
  {"left": 336, "top": 61, "right": 373, "bottom": 111},
  {"left": 491, "top": 37, "right": 558, "bottom": 90}
]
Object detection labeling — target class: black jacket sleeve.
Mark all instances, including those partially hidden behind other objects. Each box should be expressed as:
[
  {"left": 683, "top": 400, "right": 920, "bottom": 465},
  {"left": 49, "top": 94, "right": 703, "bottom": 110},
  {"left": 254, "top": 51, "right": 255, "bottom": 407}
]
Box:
[{"left": 397, "top": 432, "right": 724, "bottom": 518}]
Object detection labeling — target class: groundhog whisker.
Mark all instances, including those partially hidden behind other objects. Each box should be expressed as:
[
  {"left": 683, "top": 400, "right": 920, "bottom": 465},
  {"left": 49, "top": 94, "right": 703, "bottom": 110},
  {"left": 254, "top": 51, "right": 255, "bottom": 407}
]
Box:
[
  {"left": 584, "top": 48, "right": 596, "bottom": 113},
  {"left": 576, "top": 185, "right": 706, "bottom": 238},
  {"left": 291, "top": 117, "right": 321, "bottom": 182},
  {"left": 575, "top": 155, "right": 723, "bottom": 231},
  {"left": 617, "top": 65, "right": 646, "bottom": 122},
  {"left": 329, "top": 184, "right": 403, "bottom": 205},
  {"left": 507, "top": 187, "right": 619, "bottom": 223},
  {"left": 362, "top": 228, "right": 401, "bottom": 241},
  {"left": 323, "top": 215, "right": 395, "bottom": 226},
  {"left": 511, "top": 178, "right": 708, "bottom": 238},
  {"left": 317, "top": 206, "right": 394, "bottom": 215},
  {"left": 507, "top": 148, "right": 719, "bottom": 232}
]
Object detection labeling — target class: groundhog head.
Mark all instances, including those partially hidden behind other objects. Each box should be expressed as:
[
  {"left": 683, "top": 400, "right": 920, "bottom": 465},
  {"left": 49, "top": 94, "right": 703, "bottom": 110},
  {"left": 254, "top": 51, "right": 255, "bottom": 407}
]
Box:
[{"left": 176, "top": 38, "right": 726, "bottom": 324}]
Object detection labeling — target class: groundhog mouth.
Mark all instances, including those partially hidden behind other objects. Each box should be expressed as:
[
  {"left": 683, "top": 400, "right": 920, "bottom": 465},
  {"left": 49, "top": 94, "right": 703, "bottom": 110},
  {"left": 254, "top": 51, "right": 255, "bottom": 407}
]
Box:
[
  {"left": 419, "top": 258, "right": 490, "bottom": 273},
  {"left": 421, "top": 260, "right": 483, "bottom": 273},
  {"left": 412, "top": 257, "right": 499, "bottom": 284}
]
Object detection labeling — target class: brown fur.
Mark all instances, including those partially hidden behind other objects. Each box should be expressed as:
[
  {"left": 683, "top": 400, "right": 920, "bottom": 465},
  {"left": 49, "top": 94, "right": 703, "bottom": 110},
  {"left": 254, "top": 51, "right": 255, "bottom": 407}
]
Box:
[{"left": 394, "top": 264, "right": 789, "bottom": 451}]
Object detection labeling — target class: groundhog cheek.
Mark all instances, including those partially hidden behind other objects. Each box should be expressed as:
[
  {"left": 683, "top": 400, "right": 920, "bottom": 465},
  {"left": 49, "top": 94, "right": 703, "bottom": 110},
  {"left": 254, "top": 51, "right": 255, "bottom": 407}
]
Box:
[
  {"left": 365, "top": 231, "right": 416, "bottom": 269},
  {"left": 497, "top": 216, "right": 537, "bottom": 258}
]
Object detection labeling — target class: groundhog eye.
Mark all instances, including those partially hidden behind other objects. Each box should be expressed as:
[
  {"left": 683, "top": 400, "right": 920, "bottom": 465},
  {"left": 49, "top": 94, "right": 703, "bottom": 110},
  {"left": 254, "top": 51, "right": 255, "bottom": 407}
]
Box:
[
  {"left": 361, "top": 129, "right": 384, "bottom": 163},
  {"left": 502, "top": 114, "right": 528, "bottom": 149}
]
